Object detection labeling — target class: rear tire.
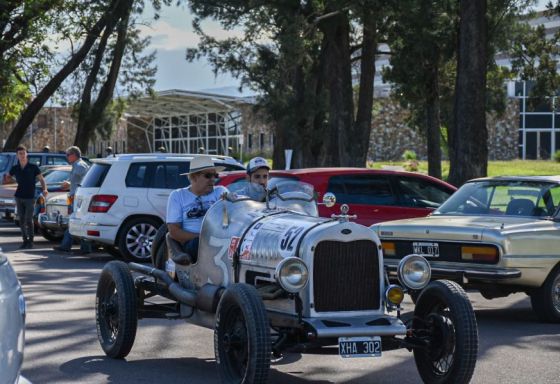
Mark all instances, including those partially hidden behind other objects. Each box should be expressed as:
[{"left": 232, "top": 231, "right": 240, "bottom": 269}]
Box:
[
  {"left": 530, "top": 265, "right": 560, "bottom": 323},
  {"left": 151, "top": 224, "right": 168, "bottom": 269},
  {"left": 412, "top": 280, "right": 478, "bottom": 384},
  {"left": 117, "top": 217, "right": 160, "bottom": 263},
  {"left": 95, "top": 261, "right": 138, "bottom": 358},
  {"left": 215, "top": 283, "right": 271, "bottom": 384},
  {"left": 40, "top": 227, "right": 64, "bottom": 242}
]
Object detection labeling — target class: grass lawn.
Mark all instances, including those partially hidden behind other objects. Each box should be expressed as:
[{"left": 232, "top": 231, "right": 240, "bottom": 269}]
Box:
[{"left": 368, "top": 160, "right": 560, "bottom": 179}]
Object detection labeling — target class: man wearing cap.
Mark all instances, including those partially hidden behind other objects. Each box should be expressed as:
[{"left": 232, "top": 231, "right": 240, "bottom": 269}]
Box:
[
  {"left": 236, "top": 157, "right": 271, "bottom": 200},
  {"left": 247, "top": 157, "right": 270, "bottom": 188},
  {"left": 166, "top": 156, "right": 229, "bottom": 258}
]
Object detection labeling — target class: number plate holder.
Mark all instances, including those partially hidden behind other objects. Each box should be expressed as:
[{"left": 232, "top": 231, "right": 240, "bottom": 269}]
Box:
[
  {"left": 412, "top": 241, "right": 440, "bottom": 257},
  {"left": 338, "top": 336, "right": 382, "bottom": 358}
]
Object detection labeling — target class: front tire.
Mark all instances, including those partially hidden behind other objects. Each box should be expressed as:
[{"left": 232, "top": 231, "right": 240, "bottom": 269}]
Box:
[
  {"left": 118, "top": 217, "right": 160, "bottom": 263},
  {"left": 96, "top": 261, "right": 138, "bottom": 358},
  {"left": 530, "top": 265, "right": 560, "bottom": 323},
  {"left": 412, "top": 280, "right": 478, "bottom": 384},
  {"left": 214, "top": 283, "right": 271, "bottom": 384}
]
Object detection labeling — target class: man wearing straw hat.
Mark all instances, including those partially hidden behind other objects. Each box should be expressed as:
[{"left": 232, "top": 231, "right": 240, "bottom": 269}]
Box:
[{"left": 166, "top": 156, "right": 229, "bottom": 258}]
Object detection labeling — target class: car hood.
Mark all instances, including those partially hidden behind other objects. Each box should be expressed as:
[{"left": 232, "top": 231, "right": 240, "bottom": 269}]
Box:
[
  {"left": 0, "top": 184, "right": 17, "bottom": 198},
  {"left": 372, "top": 215, "right": 544, "bottom": 242}
]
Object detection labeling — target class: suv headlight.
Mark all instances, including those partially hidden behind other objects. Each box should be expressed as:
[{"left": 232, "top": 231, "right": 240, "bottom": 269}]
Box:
[
  {"left": 275, "top": 257, "right": 309, "bottom": 293},
  {"left": 397, "top": 254, "right": 431, "bottom": 290}
]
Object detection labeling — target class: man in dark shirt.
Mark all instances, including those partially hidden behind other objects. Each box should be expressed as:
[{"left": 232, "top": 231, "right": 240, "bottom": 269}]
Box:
[{"left": 7, "top": 145, "right": 48, "bottom": 249}]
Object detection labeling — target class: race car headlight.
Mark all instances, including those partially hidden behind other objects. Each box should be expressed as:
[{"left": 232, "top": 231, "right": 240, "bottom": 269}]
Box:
[
  {"left": 275, "top": 257, "right": 309, "bottom": 293},
  {"left": 397, "top": 254, "right": 431, "bottom": 290}
]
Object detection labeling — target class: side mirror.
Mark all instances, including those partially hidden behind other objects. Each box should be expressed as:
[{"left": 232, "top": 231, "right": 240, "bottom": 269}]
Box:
[{"left": 321, "top": 192, "right": 336, "bottom": 208}]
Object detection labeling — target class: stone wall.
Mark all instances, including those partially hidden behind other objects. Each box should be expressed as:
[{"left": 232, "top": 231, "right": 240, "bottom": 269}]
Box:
[
  {"left": 1, "top": 107, "right": 77, "bottom": 153},
  {"left": 368, "top": 98, "right": 519, "bottom": 161},
  {"left": 1, "top": 107, "right": 128, "bottom": 157},
  {"left": 239, "top": 104, "right": 275, "bottom": 159}
]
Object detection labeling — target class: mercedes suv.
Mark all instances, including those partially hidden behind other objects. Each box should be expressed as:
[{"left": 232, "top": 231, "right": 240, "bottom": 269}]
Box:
[{"left": 69, "top": 153, "right": 244, "bottom": 262}]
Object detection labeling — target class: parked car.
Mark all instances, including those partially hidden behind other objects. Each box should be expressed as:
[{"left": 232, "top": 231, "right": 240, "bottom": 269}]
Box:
[
  {"left": 372, "top": 176, "right": 560, "bottom": 323},
  {"left": 69, "top": 153, "right": 245, "bottom": 262},
  {"left": 0, "top": 151, "right": 71, "bottom": 184},
  {"left": 220, "top": 168, "right": 457, "bottom": 226},
  {"left": 0, "top": 250, "right": 28, "bottom": 384},
  {"left": 95, "top": 180, "right": 478, "bottom": 384}
]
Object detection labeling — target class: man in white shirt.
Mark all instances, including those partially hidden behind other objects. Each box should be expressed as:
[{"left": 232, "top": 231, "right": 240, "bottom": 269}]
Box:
[{"left": 166, "top": 156, "right": 228, "bottom": 259}]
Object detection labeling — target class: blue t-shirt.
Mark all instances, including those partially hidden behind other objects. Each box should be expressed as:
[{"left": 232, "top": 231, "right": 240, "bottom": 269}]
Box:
[{"left": 166, "top": 185, "right": 228, "bottom": 234}]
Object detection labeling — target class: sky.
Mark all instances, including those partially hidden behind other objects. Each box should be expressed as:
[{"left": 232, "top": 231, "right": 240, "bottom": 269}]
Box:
[
  {"left": 140, "top": 1, "right": 551, "bottom": 95},
  {"left": 137, "top": 3, "right": 244, "bottom": 94}
]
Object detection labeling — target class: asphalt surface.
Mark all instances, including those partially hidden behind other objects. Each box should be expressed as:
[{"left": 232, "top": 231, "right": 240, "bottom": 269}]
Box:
[{"left": 1, "top": 219, "right": 559, "bottom": 383}]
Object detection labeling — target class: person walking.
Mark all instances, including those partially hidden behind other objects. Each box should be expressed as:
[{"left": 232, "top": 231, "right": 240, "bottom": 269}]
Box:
[
  {"left": 53, "top": 146, "right": 89, "bottom": 253},
  {"left": 6, "top": 145, "right": 48, "bottom": 249}
]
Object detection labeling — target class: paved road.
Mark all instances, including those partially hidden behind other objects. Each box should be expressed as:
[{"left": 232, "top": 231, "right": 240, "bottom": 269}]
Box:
[{"left": 1, "top": 219, "right": 559, "bottom": 383}]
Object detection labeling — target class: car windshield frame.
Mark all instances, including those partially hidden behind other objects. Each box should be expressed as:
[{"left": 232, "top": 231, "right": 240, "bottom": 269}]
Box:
[{"left": 433, "top": 179, "right": 560, "bottom": 218}]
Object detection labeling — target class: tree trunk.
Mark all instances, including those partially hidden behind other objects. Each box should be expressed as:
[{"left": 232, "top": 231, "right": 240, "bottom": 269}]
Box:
[
  {"left": 425, "top": 66, "right": 442, "bottom": 179},
  {"left": 448, "top": 0, "right": 488, "bottom": 187},
  {"left": 318, "top": 12, "right": 354, "bottom": 166},
  {"left": 74, "top": 16, "right": 119, "bottom": 151},
  {"left": 352, "top": 9, "right": 377, "bottom": 167},
  {"left": 75, "top": 1, "right": 131, "bottom": 150},
  {"left": 2, "top": 2, "right": 115, "bottom": 151}
]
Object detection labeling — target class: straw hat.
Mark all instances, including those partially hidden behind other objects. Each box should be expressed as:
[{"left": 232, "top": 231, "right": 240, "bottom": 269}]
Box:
[{"left": 180, "top": 156, "right": 225, "bottom": 175}]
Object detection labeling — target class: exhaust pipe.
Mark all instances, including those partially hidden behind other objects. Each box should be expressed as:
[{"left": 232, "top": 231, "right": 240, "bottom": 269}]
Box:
[{"left": 129, "top": 262, "right": 197, "bottom": 307}]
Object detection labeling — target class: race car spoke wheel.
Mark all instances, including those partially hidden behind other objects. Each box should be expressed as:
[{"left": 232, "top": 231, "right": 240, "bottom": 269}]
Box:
[
  {"left": 530, "top": 266, "right": 560, "bottom": 323},
  {"left": 412, "top": 280, "right": 478, "bottom": 384},
  {"left": 96, "top": 261, "right": 138, "bottom": 359},
  {"left": 215, "top": 284, "right": 271, "bottom": 384},
  {"left": 118, "top": 218, "right": 159, "bottom": 263}
]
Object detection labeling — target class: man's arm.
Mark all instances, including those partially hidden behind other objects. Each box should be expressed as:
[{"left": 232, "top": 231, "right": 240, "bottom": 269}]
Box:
[
  {"left": 37, "top": 174, "right": 48, "bottom": 196},
  {"left": 168, "top": 223, "right": 198, "bottom": 244}
]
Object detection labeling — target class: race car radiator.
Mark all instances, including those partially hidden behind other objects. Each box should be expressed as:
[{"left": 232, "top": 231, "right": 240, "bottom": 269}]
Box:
[{"left": 312, "top": 240, "right": 380, "bottom": 312}]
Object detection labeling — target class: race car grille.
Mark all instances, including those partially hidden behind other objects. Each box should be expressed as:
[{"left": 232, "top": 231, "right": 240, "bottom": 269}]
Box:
[{"left": 313, "top": 240, "right": 380, "bottom": 312}]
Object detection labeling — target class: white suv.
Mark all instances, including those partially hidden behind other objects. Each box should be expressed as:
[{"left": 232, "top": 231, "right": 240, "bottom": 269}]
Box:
[{"left": 69, "top": 153, "right": 244, "bottom": 262}]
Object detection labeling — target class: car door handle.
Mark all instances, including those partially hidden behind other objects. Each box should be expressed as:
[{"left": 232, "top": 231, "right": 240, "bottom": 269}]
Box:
[{"left": 156, "top": 193, "right": 170, "bottom": 197}]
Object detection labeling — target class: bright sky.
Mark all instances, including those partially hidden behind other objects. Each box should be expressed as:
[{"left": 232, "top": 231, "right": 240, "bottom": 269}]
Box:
[{"left": 138, "top": 3, "right": 244, "bottom": 94}]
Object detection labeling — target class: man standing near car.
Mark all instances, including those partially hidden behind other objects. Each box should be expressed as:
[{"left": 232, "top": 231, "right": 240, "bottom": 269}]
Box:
[
  {"left": 7, "top": 145, "right": 48, "bottom": 249},
  {"left": 167, "top": 156, "right": 228, "bottom": 259},
  {"left": 53, "top": 146, "right": 89, "bottom": 253}
]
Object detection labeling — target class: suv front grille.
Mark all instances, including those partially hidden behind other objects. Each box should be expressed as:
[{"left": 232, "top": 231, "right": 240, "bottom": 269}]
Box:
[{"left": 313, "top": 240, "right": 380, "bottom": 312}]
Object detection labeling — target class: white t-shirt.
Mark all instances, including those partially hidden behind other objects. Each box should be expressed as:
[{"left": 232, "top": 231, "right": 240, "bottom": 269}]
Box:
[{"left": 166, "top": 185, "right": 228, "bottom": 234}]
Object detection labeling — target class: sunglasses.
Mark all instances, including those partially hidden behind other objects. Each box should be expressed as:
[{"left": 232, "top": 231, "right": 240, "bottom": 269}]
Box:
[{"left": 200, "top": 172, "right": 219, "bottom": 179}]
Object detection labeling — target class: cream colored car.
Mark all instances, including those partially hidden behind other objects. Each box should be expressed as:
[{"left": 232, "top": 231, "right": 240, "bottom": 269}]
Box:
[{"left": 372, "top": 176, "right": 560, "bottom": 323}]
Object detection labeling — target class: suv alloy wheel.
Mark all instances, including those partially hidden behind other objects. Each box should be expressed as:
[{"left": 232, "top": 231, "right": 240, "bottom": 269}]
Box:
[{"left": 118, "top": 217, "right": 160, "bottom": 262}]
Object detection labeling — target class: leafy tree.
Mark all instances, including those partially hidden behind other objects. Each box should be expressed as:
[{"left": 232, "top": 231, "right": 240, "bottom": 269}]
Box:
[
  {"left": 383, "top": 0, "right": 458, "bottom": 179},
  {"left": 187, "top": 0, "right": 386, "bottom": 168},
  {"left": 2, "top": 0, "right": 166, "bottom": 151}
]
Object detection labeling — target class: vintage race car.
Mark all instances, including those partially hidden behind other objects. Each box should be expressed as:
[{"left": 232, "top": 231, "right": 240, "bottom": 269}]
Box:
[
  {"left": 372, "top": 176, "right": 560, "bottom": 323},
  {"left": 95, "top": 180, "right": 479, "bottom": 384}
]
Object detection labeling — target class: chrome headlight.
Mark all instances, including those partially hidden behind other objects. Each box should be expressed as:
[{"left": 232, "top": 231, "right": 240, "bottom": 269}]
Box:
[
  {"left": 274, "top": 257, "right": 309, "bottom": 293},
  {"left": 397, "top": 254, "right": 431, "bottom": 290}
]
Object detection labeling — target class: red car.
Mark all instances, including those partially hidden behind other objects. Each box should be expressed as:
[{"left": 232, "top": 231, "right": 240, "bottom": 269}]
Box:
[{"left": 218, "top": 168, "right": 456, "bottom": 226}]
